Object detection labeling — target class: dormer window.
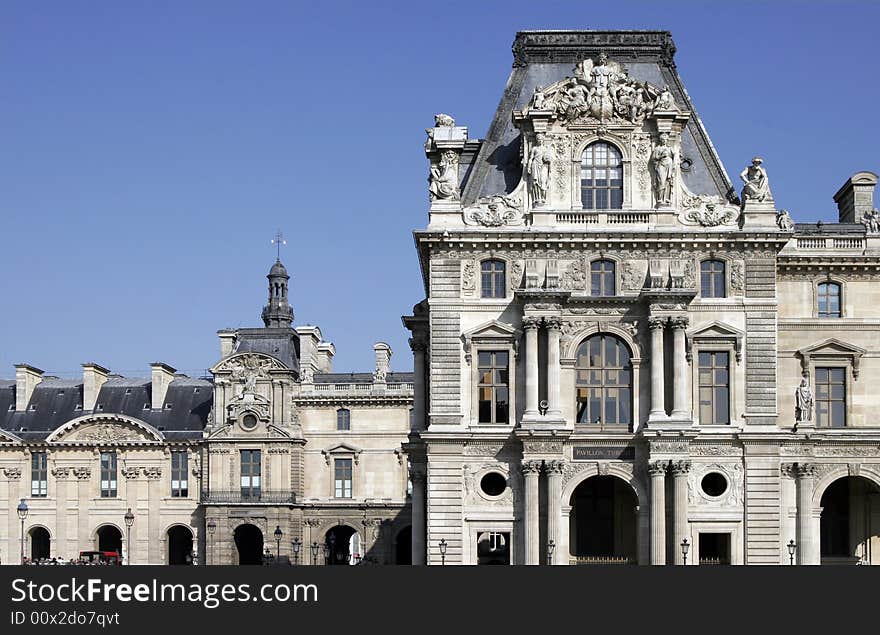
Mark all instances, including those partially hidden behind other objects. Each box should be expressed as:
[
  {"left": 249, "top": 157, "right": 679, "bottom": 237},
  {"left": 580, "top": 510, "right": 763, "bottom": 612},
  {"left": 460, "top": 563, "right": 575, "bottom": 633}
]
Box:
[{"left": 580, "top": 142, "right": 623, "bottom": 210}]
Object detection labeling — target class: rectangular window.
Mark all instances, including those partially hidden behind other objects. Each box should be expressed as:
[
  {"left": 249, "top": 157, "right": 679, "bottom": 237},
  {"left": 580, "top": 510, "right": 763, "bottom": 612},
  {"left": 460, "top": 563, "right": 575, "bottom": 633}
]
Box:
[
  {"left": 590, "top": 260, "right": 616, "bottom": 296},
  {"left": 334, "top": 458, "right": 353, "bottom": 498},
  {"left": 31, "top": 451, "right": 47, "bottom": 497},
  {"left": 100, "top": 451, "right": 117, "bottom": 497},
  {"left": 337, "top": 408, "right": 351, "bottom": 431},
  {"left": 477, "top": 350, "right": 509, "bottom": 424},
  {"left": 240, "top": 450, "right": 261, "bottom": 500},
  {"left": 815, "top": 367, "right": 846, "bottom": 428},
  {"left": 700, "top": 261, "right": 726, "bottom": 298},
  {"left": 698, "top": 352, "right": 730, "bottom": 425},
  {"left": 818, "top": 282, "right": 842, "bottom": 318},
  {"left": 480, "top": 260, "right": 506, "bottom": 299},
  {"left": 171, "top": 450, "right": 188, "bottom": 498}
]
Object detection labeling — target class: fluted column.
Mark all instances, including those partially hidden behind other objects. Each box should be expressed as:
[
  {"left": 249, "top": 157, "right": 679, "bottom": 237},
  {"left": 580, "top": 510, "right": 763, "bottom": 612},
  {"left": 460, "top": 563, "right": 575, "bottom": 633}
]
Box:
[
  {"left": 671, "top": 461, "right": 690, "bottom": 564},
  {"left": 796, "top": 463, "right": 816, "bottom": 565},
  {"left": 409, "top": 337, "right": 427, "bottom": 431},
  {"left": 522, "top": 460, "right": 542, "bottom": 565},
  {"left": 546, "top": 460, "right": 564, "bottom": 564},
  {"left": 523, "top": 317, "right": 540, "bottom": 417},
  {"left": 670, "top": 316, "right": 690, "bottom": 418},
  {"left": 648, "top": 317, "right": 667, "bottom": 420},
  {"left": 410, "top": 468, "right": 426, "bottom": 565},
  {"left": 649, "top": 461, "right": 667, "bottom": 565},
  {"left": 545, "top": 317, "right": 562, "bottom": 417}
]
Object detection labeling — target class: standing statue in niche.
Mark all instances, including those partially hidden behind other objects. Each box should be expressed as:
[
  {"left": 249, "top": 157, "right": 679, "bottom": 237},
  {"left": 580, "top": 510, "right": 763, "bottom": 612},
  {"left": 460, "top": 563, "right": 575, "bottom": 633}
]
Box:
[
  {"left": 429, "top": 150, "right": 459, "bottom": 201},
  {"left": 531, "top": 85, "right": 546, "bottom": 109},
  {"left": 740, "top": 156, "right": 770, "bottom": 203},
  {"left": 651, "top": 132, "right": 676, "bottom": 207},
  {"left": 795, "top": 377, "right": 814, "bottom": 423},
  {"left": 527, "top": 133, "right": 552, "bottom": 206}
]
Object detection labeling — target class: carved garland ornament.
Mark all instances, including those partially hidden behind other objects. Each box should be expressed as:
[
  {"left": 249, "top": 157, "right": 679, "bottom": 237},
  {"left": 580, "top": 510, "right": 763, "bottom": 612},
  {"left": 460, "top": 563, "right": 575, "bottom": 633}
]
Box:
[{"left": 463, "top": 195, "right": 525, "bottom": 227}]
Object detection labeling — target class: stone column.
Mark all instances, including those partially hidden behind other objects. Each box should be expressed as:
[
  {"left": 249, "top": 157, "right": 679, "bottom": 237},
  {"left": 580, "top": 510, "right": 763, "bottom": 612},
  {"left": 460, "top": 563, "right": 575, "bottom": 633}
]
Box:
[
  {"left": 670, "top": 316, "right": 690, "bottom": 419},
  {"left": 546, "top": 460, "right": 564, "bottom": 564},
  {"left": 409, "top": 338, "right": 427, "bottom": 431},
  {"left": 796, "top": 463, "right": 816, "bottom": 565},
  {"left": 671, "top": 461, "right": 690, "bottom": 564},
  {"left": 649, "top": 461, "right": 667, "bottom": 565},
  {"left": 410, "top": 468, "right": 427, "bottom": 565},
  {"left": 522, "top": 460, "right": 542, "bottom": 565},
  {"left": 648, "top": 317, "right": 667, "bottom": 420},
  {"left": 545, "top": 317, "right": 563, "bottom": 417},
  {"left": 523, "top": 317, "right": 540, "bottom": 417}
]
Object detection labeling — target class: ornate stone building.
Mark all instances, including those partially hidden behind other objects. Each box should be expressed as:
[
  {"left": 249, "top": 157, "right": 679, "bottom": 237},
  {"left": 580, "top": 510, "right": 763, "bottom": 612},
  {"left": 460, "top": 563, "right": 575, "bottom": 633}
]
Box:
[
  {"left": 0, "top": 259, "right": 413, "bottom": 565},
  {"left": 403, "top": 30, "right": 880, "bottom": 565}
]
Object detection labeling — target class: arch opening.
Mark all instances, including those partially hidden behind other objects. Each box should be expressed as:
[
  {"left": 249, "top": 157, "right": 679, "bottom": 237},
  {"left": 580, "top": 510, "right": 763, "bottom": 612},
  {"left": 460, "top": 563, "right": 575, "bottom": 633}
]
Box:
[
  {"left": 820, "top": 476, "right": 880, "bottom": 565},
  {"left": 234, "top": 524, "right": 264, "bottom": 565},
  {"left": 569, "top": 475, "right": 638, "bottom": 564},
  {"left": 29, "top": 527, "right": 50, "bottom": 561},
  {"left": 395, "top": 526, "right": 412, "bottom": 565},
  {"left": 96, "top": 525, "right": 123, "bottom": 556},
  {"left": 325, "top": 525, "right": 359, "bottom": 565},
  {"left": 167, "top": 525, "right": 194, "bottom": 565}
]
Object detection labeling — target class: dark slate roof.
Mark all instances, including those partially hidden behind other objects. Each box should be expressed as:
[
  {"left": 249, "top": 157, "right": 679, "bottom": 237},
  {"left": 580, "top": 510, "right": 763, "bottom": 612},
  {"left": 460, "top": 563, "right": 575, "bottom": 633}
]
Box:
[
  {"left": 313, "top": 372, "right": 414, "bottom": 384},
  {"left": 232, "top": 327, "right": 300, "bottom": 373},
  {"left": 793, "top": 222, "right": 866, "bottom": 235},
  {"left": 461, "top": 30, "right": 734, "bottom": 205}
]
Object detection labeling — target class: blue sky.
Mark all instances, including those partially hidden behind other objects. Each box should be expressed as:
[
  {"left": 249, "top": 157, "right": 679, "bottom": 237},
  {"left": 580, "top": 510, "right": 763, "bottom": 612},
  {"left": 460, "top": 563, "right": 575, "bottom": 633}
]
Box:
[{"left": 2, "top": 1, "right": 878, "bottom": 378}]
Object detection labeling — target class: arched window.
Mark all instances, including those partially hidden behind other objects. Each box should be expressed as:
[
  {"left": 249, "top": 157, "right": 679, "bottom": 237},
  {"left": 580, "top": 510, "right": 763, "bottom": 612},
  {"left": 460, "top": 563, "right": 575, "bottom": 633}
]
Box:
[
  {"left": 337, "top": 408, "right": 351, "bottom": 431},
  {"left": 818, "top": 281, "right": 842, "bottom": 318},
  {"left": 591, "top": 260, "right": 616, "bottom": 296},
  {"left": 481, "top": 259, "right": 506, "bottom": 298},
  {"left": 580, "top": 142, "right": 623, "bottom": 210},
  {"left": 700, "top": 260, "right": 726, "bottom": 298},
  {"left": 575, "top": 334, "right": 632, "bottom": 426}
]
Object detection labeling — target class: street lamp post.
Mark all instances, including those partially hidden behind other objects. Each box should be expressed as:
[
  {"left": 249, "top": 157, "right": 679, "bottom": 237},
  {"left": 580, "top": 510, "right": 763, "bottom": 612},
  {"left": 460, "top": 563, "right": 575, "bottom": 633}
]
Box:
[
  {"left": 273, "top": 526, "right": 283, "bottom": 561},
  {"left": 310, "top": 541, "right": 319, "bottom": 566},
  {"left": 16, "top": 499, "right": 28, "bottom": 564},
  {"left": 439, "top": 538, "right": 447, "bottom": 566},
  {"left": 680, "top": 538, "right": 690, "bottom": 566},
  {"left": 322, "top": 543, "right": 330, "bottom": 566},
  {"left": 546, "top": 540, "right": 556, "bottom": 566},
  {"left": 206, "top": 520, "right": 216, "bottom": 566},
  {"left": 123, "top": 508, "right": 135, "bottom": 565},
  {"left": 264, "top": 547, "right": 272, "bottom": 565},
  {"left": 328, "top": 532, "right": 336, "bottom": 564},
  {"left": 787, "top": 540, "right": 797, "bottom": 566},
  {"left": 291, "top": 538, "right": 301, "bottom": 566}
]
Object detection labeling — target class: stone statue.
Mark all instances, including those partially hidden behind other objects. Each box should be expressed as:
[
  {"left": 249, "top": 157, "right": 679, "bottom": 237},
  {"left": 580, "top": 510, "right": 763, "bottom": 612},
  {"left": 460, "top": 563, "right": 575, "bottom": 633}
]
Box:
[
  {"left": 531, "top": 85, "right": 545, "bottom": 109},
  {"left": 795, "top": 377, "right": 814, "bottom": 423},
  {"left": 434, "top": 113, "right": 455, "bottom": 127},
  {"left": 654, "top": 87, "right": 675, "bottom": 111},
  {"left": 861, "top": 208, "right": 880, "bottom": 233},
  {"left": 527, "top": 133, "right": 552, "bottom": 206},
  {"left": 429, "top": 150, "right": 459, "bottom": 201},
  {"left": 776, "top": 209, "right": 794, "bottom": 231},
  {"left": 740, "top": 156, "right": 770, "bottom": 203},
  {"left": 557, "top": 79, "right": 589, "bottom": 120},
  {"left": 652, "top": 132, "right": 675, "bottom": 206}
]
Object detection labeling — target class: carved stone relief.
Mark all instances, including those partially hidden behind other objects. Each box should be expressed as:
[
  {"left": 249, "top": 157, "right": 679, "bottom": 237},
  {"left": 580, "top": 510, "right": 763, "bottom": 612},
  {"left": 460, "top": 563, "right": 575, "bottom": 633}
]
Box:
[
  {"left": 463, "top": 194, "right": 525, "bottom": 227},
  {"left": 688, "top": 462, "right": 744, "bottom": 507}
]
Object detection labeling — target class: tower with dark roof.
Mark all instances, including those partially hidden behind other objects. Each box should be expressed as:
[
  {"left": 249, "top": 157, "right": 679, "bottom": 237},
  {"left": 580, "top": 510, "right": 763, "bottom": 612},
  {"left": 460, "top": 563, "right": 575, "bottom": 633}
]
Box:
[{"left": 261, "top": 259, "right": 294, "bottom": 328}]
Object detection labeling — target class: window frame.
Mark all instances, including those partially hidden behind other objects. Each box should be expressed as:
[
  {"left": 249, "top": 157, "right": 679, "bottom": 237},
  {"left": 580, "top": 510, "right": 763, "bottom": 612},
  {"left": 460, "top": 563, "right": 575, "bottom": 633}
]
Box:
[
  {"left": 239, "top": 449, "right": 261, "bottom": 501},
  {"left": 480, "top": 259, "right": 507, "bottom": 299},
  {"left": 696, "top": 351, "right": 731, "bottom": 425},
  {"left": 579, "top": 141, "right": 624, "bottom": 211},
  {"left": 700, "top": 259, "right": 727, "bottom": 299},
  {"left": 590, "top": 259, "right": 617, "bottom": 297},
  {"left": 814, "top": 366, "right": 847, "bottom": 428},
  {"left": 31, "top": 450, "right": 47, "bottom": 498},
  {"left": 574, "top": 333, "right": 634, "bottom": 429},
  {"left": 170, "top": 450, "right": 188, "bottom": 498},
  {"left": 100, "top": 451, "right": 117, "bottom": 498},
  {"left": 464, "top": 321, "right": 518, "bottom": 427},
  {"left": 816, "top": 279, "right": 843, "bottom": 318},
  {"left": 476, "top": 350, "right": 511, "bottom": 425},
  {"left": 334, "top": 457, "right": 353, "bottom": 499},
  {"left": 798, "top": 338, "right": 864, "bottom": 427},
  {"left": 336, "top": 407, "right": 351, "bottom": 431}
]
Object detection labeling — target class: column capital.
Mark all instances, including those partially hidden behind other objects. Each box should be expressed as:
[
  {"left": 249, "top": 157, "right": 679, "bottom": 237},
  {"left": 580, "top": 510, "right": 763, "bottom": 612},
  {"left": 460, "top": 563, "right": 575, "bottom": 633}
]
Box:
[
  {"left": 408, "top": 336, "right": 428, "bottom": 353},
  {"left": 648, "top": 460, "right": 668, "bottom": 476},
  {"left": 522, "top": 316, "right": 542, "bottom": 330},
  {"left": 670, "top": 460, "right": 691, "bottom": 475},
  {"left": 410, "top": 468, "right": 427, "bottom": 485},
  {"left": 521, "top": 460, "right": 543, "bottom": 475},
  {"left": 796, "top": 463, "right": 816, "bottom": 479},
  {"left": 544, "top": 316, "right": 563, "bottom": 331},
  {"left": 780, "top": 463, "right": 797, "bottom": 478},
  {"left": 647, "top": 316, "right": 667, "bottom": 331},
  {"left": 669, "top": 315, "right": 689, "bottom": 330},
  {"left": 545, "top": 459, "right": 566, "bottom": 475}
]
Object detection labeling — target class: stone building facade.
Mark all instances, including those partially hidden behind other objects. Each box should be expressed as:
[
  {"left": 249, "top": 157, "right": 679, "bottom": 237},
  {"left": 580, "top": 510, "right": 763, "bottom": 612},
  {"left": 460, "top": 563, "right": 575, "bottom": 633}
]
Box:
[
  {"left": 403, "top": 30, "right": 880, "bottom": 565},
  {"left": 0, "top": 259, "right": 413, "bottom": 565}
]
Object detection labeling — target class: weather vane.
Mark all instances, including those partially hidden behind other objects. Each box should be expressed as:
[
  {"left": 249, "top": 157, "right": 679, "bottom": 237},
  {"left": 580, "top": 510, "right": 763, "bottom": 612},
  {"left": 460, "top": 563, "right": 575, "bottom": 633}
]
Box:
[{"left": 271, "top": 229, "right": 286, "bottom": 260}]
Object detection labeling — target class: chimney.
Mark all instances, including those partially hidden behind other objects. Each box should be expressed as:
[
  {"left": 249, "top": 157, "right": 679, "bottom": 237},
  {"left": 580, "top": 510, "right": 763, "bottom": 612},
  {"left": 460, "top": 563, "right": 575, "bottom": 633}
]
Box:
[
  {"left": 81, "top": 363, "right": 110, "bottom": 411},
  {"left": 373, "top": 342, "right": 392, "bottom": 382},
  {"left": 834, "top": 171, "right": 878, "bottom": 222},
  {"left": 218, "top": 330, "right": 236, "bottom": 358},
  {"left": 315, "top": 342, "right": 335, "bottom": 372},
  {"left": 14, "top": 364, "right": 43, "bottom": 411},
  {"left": 150, "top": 363, "right": 177, "bottom": 410}
]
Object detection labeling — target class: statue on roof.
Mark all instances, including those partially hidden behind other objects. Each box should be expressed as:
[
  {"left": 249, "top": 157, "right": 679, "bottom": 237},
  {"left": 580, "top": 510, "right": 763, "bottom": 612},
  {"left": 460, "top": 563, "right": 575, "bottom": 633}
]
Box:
[
  {"left": 776, "top": 209, "right": 794, "bottom": 231},
  {"left": 428, "top": 150, "right": 459, "bottom": 201},
  {"left": 527, "top": 133, "right": 552, "bottom": 206},
  {"left": 740, "top": 156, "right": 771, "bottom": 203},
  {"left": 861, "top": 208, "right": 880, "bottom": 233}
]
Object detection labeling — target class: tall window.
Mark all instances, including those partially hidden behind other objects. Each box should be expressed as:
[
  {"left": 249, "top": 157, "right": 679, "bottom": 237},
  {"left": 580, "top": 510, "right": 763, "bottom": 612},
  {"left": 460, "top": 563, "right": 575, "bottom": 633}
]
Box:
[
  {"left": 700, "top": 260, "right": 726, "bottom": 298},
  {"left": 100, "top": 451, "right": 117, "bottom": 498},
  {"left": 240, "top": 450, "right": 261, "bottom": 500},
  {"left": 334, "top": 458, "right": 353, "bottom": 498},
  {"left": 171, "top": 450, "right": 188, "bottom": 498},
  {"left": 580, "top": 142, "right": 623, "bottom": 210},
  {"left": 591, "top": 260, "right": 616, "bottom": 296},
  {"left": 478, "top": 351, "right": 509, "bottom": 424},
  {"left": 818, "top": 282, "right": 842, "bottom": 318},
  {"left": 815, "top": 367, "right": 846, "bottom": 427},
  {"left": 337, "top": 408, "right": 351, "bottom": 431},
  {"left": 575, "top": 334, "right": 632, "bottom": 426},
  {"left": 698, "top": 352, "right": 730, "bottom": 424},
  {"left": 481, "top": 260, "right": 506, "bottom": 298},
  {"left": 31, "top": 451, "right": 47, "bottom": 497}
]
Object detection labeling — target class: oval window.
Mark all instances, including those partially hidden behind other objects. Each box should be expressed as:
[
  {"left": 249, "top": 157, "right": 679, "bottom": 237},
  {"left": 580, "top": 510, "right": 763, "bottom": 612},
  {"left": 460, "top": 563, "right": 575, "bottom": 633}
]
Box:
[
  {"left": 480, "top": 472, "right": 507, "bottom": 497},
  {"left": 241, "top": 413, "right": 258, "bottom": 430},
  {"left": 701, "top": 472, "right": 728, "bottom": 497}
]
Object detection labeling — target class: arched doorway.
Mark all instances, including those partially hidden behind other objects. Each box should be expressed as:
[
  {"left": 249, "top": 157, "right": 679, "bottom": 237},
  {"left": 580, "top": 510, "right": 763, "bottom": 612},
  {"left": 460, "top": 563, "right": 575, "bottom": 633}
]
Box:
[
  {"left": 395, "top": 526, "right": 412, "bottom": 565},
  {"left": 167, "top": 525, "right": 194, "bottom": 565},
  {"left": 29, "top": 527, "right": 50, "bottom": 561},
  {"left": 325, "top": 525, "right": 358, "bottom": 565},
  {"left": 569, "top": 475, "right": 638, "bottom": 564},
  {"left": 234, "top": 524, "right": 264, "bottom": 565},
  {"left": 820, "top": 476, "right": 880, "bottom": 565},
  {"left": 96, "top": 525, "right": 123, "bottom": 555}
]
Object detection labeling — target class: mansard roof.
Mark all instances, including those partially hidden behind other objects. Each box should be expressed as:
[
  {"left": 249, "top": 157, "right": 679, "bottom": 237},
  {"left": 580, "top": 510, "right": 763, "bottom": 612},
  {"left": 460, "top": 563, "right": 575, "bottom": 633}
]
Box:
[
  {"left": 231, "top": 327, "right": 300, "bottom": 373},
  {"left": 459, "top": 30, "right": 734, "bottom": 205}
]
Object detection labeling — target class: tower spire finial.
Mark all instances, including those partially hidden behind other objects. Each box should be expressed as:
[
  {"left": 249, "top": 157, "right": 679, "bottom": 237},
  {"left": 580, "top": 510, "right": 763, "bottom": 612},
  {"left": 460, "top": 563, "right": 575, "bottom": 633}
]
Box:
[{"left": 271, "top": 229, "right": 286, "bottom": 261}]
